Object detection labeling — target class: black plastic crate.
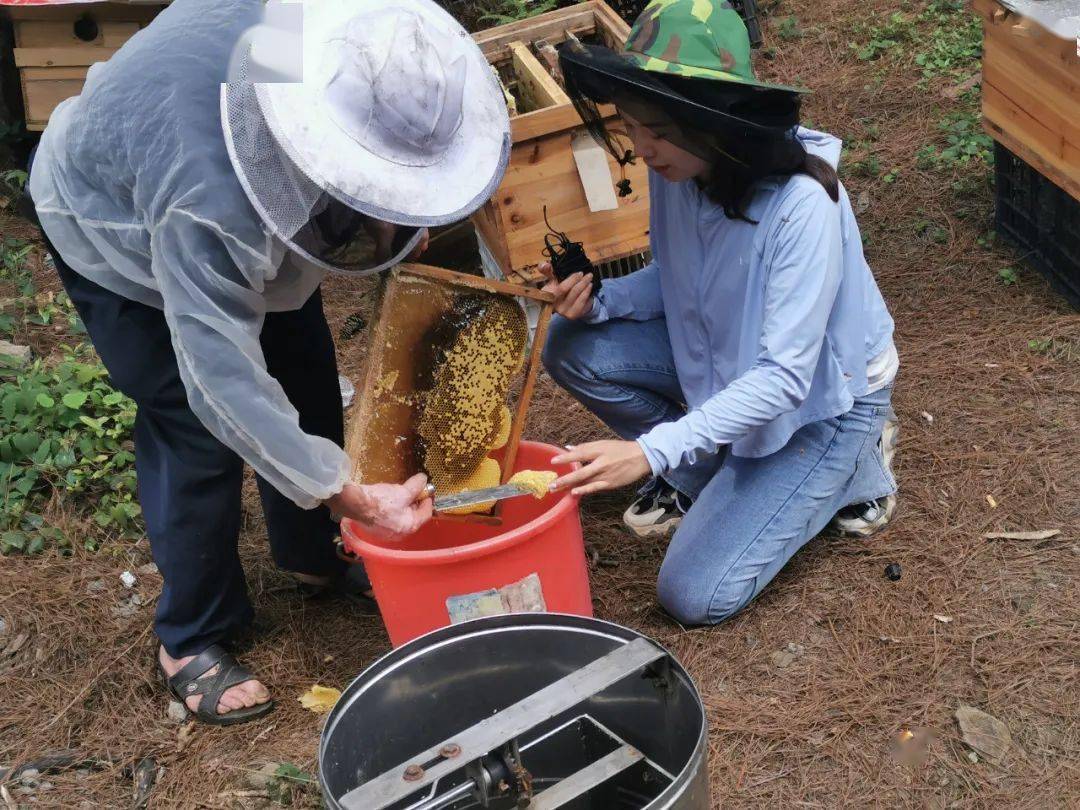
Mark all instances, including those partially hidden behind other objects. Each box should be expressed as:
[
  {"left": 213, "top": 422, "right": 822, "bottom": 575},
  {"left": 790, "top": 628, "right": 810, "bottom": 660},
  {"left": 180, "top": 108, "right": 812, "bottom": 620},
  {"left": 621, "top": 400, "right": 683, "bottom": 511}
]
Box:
[
  {"left": 597, "top": 250, "right": 651, "bottom": 280},
  {"left": 994, "top": 142, "right": 1080, "bottom": 309}
]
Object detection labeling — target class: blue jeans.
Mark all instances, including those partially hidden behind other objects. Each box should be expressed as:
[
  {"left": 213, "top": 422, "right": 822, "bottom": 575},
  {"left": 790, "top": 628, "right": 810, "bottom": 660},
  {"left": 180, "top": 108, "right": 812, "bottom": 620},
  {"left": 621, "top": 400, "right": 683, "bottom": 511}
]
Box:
[{"left": 543, "top": 315, "right": 896, "bottom": 626}]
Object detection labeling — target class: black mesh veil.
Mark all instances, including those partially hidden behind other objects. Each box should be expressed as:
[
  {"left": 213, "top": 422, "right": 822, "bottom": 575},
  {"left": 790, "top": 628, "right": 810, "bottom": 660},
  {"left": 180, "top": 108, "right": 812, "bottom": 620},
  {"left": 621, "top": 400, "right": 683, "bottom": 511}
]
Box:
[{"left": 558, "top": 40, "right": 807, "bottom": 184}]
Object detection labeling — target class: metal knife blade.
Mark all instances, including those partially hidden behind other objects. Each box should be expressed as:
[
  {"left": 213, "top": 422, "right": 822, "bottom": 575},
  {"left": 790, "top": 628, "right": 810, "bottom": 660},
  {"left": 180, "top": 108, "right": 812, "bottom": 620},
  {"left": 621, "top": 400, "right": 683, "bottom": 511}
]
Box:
[{"left": 434, "top": 483, "right": 533, "bottom": 512}]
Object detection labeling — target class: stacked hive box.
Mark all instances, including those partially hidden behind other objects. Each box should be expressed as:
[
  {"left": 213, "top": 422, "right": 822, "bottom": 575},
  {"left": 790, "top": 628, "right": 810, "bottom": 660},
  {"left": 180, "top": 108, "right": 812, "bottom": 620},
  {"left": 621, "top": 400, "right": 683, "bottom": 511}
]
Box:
[
  {"left": 470, "top": 1, "right": 651, "bottom": 285},
  {"left": 973, "top": 0, "right": 1080, "bottom": 306},
  {"left": 975, "top": 0, "right": 1079, "bottom": 198},
  {"left": 5, "top": 2, "right": 168, "bottom": 131}
]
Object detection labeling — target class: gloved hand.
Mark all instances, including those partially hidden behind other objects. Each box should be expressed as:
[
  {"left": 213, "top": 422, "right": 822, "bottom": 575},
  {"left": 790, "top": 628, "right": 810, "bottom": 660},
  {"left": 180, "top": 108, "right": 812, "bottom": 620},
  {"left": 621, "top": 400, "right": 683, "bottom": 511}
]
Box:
[{"left": 327, "top": 473, "right": 434, "bottom": 540}]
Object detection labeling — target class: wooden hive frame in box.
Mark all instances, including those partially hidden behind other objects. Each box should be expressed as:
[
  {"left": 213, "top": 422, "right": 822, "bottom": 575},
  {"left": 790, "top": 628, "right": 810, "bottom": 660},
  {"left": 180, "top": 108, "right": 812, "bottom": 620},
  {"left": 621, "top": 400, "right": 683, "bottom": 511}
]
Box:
[
  {"left": 470, "top": 1, "right": 651, "bottom": 285},
  {"left": 344, "top": 264, "right": 555, "bottom": 522}
]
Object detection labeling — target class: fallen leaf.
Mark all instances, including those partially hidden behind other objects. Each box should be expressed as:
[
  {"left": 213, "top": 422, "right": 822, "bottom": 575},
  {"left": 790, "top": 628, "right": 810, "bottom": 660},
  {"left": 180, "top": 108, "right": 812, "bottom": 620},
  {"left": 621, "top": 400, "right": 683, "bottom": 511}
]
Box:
[
  {"left": 956, "top": 705, "right": 1011, "bottom": 762},
  {"left": 985, "top": 495, "right": 998, "bottom": 509},
  {"left": 920, "top": 411, "right": 934, "bottom": 423},
  {"left": 298, "top": 684, "right": 341, "bottom": 713},
  {"left": 933, "top": 614, "right": 953, "bottom": 624},
  {"left": 983, "top": 529, "right": 1060, "bottom": 541},
  {"left": 176, "top": 722, "right": 195, "bottom": 753},
  {"left": 770, "top": 650, "right": 796, "bottom": 668},
  {"left": 246, "top": 762, "right": 281, "bottom": 791},
  {"left": 3, "top": 633, "right": 28, "bottom": 657}
]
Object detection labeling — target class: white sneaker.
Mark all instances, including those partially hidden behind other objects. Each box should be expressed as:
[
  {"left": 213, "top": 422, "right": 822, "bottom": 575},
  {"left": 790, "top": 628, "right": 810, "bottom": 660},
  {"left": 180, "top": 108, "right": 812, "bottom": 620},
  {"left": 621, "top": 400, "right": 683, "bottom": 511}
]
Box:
[
  {"left": 623, "top": 478, "right": 692, "bottom": 538},
  {"left": 830, "top": 408, "right": 899, "bottom": 538}
]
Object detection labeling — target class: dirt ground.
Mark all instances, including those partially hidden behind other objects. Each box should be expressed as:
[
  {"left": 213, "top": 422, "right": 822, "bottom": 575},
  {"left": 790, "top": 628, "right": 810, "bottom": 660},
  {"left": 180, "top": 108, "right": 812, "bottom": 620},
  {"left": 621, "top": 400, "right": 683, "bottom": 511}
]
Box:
[{"left": 1, "top": 0, "right": 1078, "bottom": 806}]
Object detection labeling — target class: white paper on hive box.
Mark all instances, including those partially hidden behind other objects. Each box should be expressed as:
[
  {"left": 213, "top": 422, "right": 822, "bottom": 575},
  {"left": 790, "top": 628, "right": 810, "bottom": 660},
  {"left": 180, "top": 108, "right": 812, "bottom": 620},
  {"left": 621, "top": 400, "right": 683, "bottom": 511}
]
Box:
[{"left": 571, "top": 130, "right": 619, "bottom": 212}]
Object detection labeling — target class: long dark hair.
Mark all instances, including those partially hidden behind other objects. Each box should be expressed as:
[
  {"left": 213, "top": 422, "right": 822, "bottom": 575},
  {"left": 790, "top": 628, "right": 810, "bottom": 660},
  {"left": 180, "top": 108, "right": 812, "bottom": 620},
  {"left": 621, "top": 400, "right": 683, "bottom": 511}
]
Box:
[{"left": 701, "top": 150, "right": 839, "bottom": 223}]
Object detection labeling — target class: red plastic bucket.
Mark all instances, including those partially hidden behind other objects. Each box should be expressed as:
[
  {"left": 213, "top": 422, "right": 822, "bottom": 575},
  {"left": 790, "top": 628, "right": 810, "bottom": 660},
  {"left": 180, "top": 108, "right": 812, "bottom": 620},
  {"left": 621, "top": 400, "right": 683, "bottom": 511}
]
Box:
[{"left": 340, "top": 441, "right": 593, "bottom": 647}]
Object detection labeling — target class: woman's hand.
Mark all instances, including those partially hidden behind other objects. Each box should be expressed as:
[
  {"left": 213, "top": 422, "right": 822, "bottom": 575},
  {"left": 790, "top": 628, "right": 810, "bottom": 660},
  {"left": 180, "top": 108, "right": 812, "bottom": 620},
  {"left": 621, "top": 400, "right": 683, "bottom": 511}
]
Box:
[
  {"left": 550, "top": 440, "right": 651, "bottom": 496},
  {"left": 538, "top": 261, "right": 595, "bottom": 320},
  {"left": 326, "top": 473, "right": 433, "bottom": 540}
]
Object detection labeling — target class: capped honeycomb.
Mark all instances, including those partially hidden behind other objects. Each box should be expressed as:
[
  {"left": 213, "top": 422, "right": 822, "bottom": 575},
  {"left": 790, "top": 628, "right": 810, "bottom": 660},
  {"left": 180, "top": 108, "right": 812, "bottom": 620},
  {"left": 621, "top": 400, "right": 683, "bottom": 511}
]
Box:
[{"left": 417, "top": 292, "right": 527, "bottom": 494}]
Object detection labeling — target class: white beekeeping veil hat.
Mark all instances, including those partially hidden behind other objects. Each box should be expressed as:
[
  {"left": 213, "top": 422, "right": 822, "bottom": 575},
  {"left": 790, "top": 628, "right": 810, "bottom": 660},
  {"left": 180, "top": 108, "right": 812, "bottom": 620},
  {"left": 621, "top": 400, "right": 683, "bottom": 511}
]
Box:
[{"left": 222, "top": 0, "right": 510, "bottom": 274}]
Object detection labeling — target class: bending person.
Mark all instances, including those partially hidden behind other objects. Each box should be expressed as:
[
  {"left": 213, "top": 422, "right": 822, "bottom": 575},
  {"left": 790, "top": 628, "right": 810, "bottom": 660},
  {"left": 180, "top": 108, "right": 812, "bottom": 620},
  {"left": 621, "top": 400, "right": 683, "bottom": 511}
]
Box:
[{"left": 27, "top": 0, "right": 509, "bottom": 723}]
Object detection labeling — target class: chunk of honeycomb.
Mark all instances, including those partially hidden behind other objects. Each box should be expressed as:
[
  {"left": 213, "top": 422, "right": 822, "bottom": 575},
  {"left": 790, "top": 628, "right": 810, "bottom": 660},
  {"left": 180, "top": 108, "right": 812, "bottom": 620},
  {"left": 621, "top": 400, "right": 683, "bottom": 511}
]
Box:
[
  {"left": 489, "top": 405, "right": 512, "bottom": 450},
  {"left": 508, "top": 470, "right": 557, "bottom": 498},
  {"left": 440, "top": 458, "right": 501, "bottom": 515}
]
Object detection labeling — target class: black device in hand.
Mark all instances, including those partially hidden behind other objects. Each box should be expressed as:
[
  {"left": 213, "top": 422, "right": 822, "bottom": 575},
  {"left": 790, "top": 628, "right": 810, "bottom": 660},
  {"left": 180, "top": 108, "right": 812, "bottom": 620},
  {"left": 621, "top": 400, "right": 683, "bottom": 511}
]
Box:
[{"left": 542, "top": 206, "right": 601, "bottom": 297}]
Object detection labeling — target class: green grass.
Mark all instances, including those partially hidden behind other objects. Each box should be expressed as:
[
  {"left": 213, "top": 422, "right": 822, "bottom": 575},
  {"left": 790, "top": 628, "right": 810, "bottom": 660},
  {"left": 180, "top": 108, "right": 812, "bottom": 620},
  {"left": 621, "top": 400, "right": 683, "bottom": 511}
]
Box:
[
  {"left": 0, "top": 239, "right": 138, "bottom": 555},
  {"left": 0, "top": 350, "right": 140, "bottom": 554},
  {"left": 777, "top": 15, "right": 804, "bottom": 40},
  {"left": 476, "top": 0, "right": 558, "bottom": 24},
  {"left": 851, "top": 0, "right": 982, "bottom": 85}
]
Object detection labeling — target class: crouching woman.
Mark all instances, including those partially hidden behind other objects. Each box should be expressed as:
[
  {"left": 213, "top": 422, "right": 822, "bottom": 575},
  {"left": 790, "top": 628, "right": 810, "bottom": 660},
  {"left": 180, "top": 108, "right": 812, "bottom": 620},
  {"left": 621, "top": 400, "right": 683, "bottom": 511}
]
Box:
[{"left": 541, "top": 0, "right": 899, "bottom": 625}]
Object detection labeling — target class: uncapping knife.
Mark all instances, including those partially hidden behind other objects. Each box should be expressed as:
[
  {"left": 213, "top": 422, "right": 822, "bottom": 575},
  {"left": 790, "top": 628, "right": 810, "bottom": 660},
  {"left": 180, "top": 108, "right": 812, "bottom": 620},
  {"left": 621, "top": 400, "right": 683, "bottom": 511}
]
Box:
[{"left": 432, "top": 483, "right": 538, "bottom": 512}]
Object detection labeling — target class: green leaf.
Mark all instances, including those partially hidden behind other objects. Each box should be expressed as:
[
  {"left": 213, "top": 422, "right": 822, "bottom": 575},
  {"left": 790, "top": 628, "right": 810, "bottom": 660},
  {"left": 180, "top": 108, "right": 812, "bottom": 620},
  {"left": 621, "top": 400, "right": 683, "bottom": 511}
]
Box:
[
  {"left": 12, "top": 433, "right": 40, "bottom": 456},
  {"left": 79, "top": 415, "right": 107, "bottom": 433},
  {"left": 14, "top": 472, "right": 37, "bottom": 496},
  {"left": 35, "top": 393, "right": 55, "bottom": 409},
  {"left": 102, "top": 391, "right": 124, "bottom": 407},
  {"left": 21, "top": 513, "right": 45, "bottom": 530},
  {"left": 74, "top": 365, "right": 99, "bottom": 385},
  {"left": 31, "top": 440, "right": 52, "bottom": 466},
  {"left": 1, "top": 530, "right": 28, "bottom": 552},
  {"left": 26, "top": 535, "right": 45, "bottom": 555},
  {"left": 62, "top": 390, "right": 89, "bottom": 409}
]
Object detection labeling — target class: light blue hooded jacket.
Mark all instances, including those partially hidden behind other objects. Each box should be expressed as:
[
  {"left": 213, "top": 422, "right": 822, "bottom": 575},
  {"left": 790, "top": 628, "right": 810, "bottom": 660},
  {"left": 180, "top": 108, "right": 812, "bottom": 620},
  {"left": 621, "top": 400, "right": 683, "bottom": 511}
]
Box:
[{"left": 585, "top": 128, "right": 896, "bottom": 475}]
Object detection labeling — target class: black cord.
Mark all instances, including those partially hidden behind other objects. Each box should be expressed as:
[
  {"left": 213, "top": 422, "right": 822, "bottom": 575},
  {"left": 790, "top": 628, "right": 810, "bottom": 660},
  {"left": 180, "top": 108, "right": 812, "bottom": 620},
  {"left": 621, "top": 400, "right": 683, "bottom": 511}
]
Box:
[{"left": 541, "top": 206, "right": 601, "bottom": 296}]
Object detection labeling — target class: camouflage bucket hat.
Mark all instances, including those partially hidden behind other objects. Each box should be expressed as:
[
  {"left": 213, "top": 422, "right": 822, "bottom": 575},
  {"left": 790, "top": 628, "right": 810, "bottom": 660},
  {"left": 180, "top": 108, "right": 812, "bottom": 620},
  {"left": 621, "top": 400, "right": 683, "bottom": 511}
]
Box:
[{"left": 625, "top": 0, "right": 805, "bottom": 93}]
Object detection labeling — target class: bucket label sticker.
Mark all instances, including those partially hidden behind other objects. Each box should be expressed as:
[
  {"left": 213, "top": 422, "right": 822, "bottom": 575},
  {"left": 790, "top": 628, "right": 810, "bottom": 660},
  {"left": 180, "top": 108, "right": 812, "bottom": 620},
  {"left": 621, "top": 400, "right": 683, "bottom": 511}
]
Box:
[{"left": 446, "top": 573, "right": 546, "bottom": 625}]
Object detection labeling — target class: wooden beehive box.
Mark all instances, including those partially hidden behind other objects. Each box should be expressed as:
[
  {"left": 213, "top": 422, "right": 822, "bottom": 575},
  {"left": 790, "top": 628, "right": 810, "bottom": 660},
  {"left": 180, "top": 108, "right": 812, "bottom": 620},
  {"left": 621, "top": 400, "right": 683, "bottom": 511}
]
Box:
[
  {"left": 470, "top": 1, "right": 651, "bottom": 284},
  {"left": 5, "top": 2, "right": 167, "bottom": 131},
  {"left": 973, "top": 0, "right": 1080, "bottom": 201}
]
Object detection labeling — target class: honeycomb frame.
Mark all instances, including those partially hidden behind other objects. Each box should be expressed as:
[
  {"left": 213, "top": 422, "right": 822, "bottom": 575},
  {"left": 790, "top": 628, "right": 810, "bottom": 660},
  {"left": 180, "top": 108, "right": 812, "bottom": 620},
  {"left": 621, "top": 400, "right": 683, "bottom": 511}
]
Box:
[{"left": 344, "top": 263, "right": 555, "bottom": 522}]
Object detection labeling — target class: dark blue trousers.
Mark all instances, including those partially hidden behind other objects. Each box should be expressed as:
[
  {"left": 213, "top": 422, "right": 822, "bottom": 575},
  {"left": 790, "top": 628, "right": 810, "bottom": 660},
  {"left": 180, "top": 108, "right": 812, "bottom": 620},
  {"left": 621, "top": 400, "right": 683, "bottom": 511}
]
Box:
[{"left": 47, "top": 244, "right": 348, "bottom": 658}]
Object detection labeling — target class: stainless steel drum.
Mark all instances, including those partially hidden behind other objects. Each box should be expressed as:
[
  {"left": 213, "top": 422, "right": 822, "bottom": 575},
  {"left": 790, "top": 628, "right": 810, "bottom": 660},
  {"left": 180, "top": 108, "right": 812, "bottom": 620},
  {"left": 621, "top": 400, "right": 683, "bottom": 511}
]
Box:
[{"left": 320, "top": 613, "right": 708, "bottom": 810}]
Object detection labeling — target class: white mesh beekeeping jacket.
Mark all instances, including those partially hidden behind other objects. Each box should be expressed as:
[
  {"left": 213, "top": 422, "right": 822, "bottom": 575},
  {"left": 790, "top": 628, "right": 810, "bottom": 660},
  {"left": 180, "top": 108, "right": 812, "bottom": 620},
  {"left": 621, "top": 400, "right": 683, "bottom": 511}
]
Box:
[{"left": 28, "top": 0, "right": 351, "bottom": 508}]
